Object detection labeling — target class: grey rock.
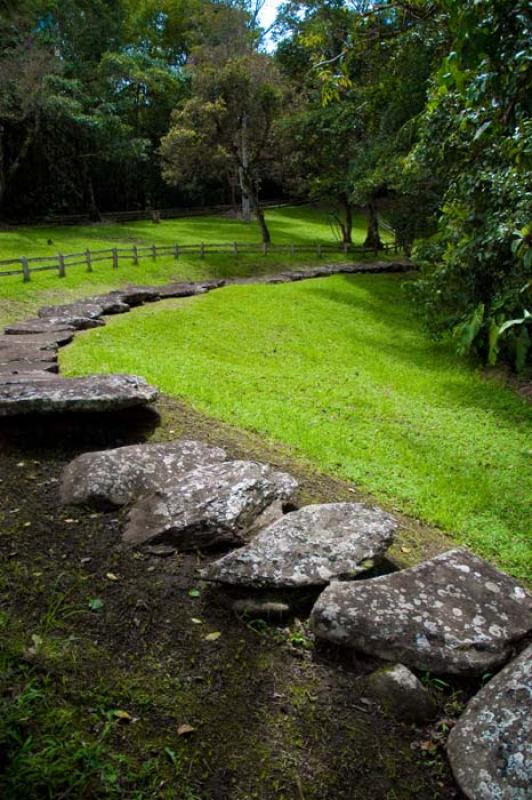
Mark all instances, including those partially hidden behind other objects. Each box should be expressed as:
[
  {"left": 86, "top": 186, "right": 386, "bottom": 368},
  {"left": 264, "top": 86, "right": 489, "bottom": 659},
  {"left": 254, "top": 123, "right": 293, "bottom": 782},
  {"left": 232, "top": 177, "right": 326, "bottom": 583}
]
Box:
[
  {"left": 0, "top": 371, "right": 63, "bottom": 384},
  {"left": 447, "top": 643, "right": 531, "bottom": 800},
  {"left": 4, "top": 319, "right": 76, "bottom": 335},
  {"left": 0, "top": 333, "right": 68, "bottom": 351},
  {"left": 83, "top": 295, "right": 131, "bottom": 314},
  {"left": 109, "top": 286, "right": 160, "bottom": 306},
  {"left": 200, "top": 502, "right": 396, "bottom": 589},
  {"left": 368, "top": 663, "right": 437, "bottom": 725},
  {"left": 123, "top": 460, "right": 298, "bottom": 549},
  {"left": 198, "top": 279, "right": 226, "bottom": 291},
  {"left": 0, "top": 361, "right": 58, "bottom": 375},
  {"left": 0, "top": 374, "right": 158, "bottom": 416},
  {"left": 38, "top": 303, "right": 105, "bottom": 320},
  {"left": 60, "top": 439, "right": 227, "bottom": 509},
  {"left": 156, "top": 283, "right": 200, "bottom": 298},
  {"left": 0, "top": 346, "right": 57, "bottom": 364},
  {"left": 310, "top": 549, "right": 532, "bottom": 675}
]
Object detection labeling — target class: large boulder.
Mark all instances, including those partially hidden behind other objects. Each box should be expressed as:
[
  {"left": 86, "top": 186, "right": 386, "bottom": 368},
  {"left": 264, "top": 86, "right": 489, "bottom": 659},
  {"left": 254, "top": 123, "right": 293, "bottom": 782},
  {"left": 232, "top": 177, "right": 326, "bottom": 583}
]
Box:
[
  {"left": 123, "top": 460, "right": 298, "bottom": 549},
  {"left": 310, "top": 549, "right": 532, "bottom": 675},
  {"left": 200, "top": 502, "right": 396, "bottom": 589},
  {"left": 60, "top": 439, "right": 227, "bottom": 509},
  {"left": 0, "top": 374, "right": 158, "bottom": 416},
  {"left": 447, "top": 643, "right": 531, "bottom": 800}
]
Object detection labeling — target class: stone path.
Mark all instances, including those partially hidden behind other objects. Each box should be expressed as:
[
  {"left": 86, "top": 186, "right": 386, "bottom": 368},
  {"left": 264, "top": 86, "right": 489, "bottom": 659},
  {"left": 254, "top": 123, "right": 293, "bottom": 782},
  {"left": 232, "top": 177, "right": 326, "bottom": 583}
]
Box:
[
  {"left": 0, "top": 261, "right": 410, "bottom": 416},
  {"left": 3, "top": 261, "right": 530, "bottom": 798}
]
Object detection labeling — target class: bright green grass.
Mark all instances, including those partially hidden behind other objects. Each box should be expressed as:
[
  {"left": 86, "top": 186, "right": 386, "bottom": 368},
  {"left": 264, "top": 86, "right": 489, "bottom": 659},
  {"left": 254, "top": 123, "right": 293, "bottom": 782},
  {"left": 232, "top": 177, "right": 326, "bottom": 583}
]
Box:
[
  {"left": 0, "top": 206, "right": 380, "bottom": 327},
  {"left": 61, "top": 274, "right": 532, "bottom": 579}
]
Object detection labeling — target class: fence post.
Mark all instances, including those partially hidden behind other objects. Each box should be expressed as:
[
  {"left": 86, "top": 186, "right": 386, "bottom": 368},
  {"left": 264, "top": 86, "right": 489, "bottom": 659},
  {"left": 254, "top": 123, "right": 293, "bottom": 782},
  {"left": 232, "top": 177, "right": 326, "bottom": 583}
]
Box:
[
  {"left": 21, "top": 256, "right": 30, "bottom": 283},
  {"left": 233, "top": 242, "right": 238, "bottom": 255},
  {"left": 151, "top": 244, "right": 157, "bottom": 260},
  {"left": 58, "top": 253, "right": 66, "bottom": 278},
  {"left": 200, "top": 242, "right": 205, "bottom": 259},
  {"left": 132, "top": 245, "right": 138, "bottom": 265},
  {"left": 174, "top": 243, "right": 179, "bottom": 259},
  {"left": 112, "top": 248, "right": 119, "bottom": 269},
  {"left": 85, "top": 249, "right": 93, "bottom": 273}
]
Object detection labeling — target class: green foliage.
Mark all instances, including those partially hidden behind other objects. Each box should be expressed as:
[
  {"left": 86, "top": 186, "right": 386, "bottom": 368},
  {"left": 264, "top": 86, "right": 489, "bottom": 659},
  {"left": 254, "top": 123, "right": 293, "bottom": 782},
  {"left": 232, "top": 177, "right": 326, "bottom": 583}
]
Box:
[{"left": 407, "top": 0, "right": 532, "bottom": 370}]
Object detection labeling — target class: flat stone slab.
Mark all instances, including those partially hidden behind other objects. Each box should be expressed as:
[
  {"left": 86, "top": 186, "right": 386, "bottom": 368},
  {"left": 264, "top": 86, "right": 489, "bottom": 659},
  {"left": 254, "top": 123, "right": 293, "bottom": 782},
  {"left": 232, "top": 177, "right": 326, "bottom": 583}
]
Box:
[
  {"left": 109, "top": 286, "right": 160, "bottom": 305},
  {"left": 447, "top": 643, "right": 531, "bottom": 800},
  {"left": 0, "top": 371, "right": 63, "bottom": 384},
  {"left": 60, "top": 439, "right": 228, "bottom": 509},
  {"left": 156, "top": 283, "right": 202, "bottom": 298},
  {"left": 0, "top": 374, "right": 158, "bottom": 416},
  {"left": 4, "top": 319, "right": 76, "bottom": 336},
  {"left": 0, "top": 346, "right": 57, "bottom": 364},
  {"left": 200, "top": 502, "right": 396, "bottom": 588},
  {"left": 38, "top": 302, "right": 105, "bottom": 320},
  {"left": 123, "top": 460, "right": 298, "bottom": 550},
  {"left": 310, "top": 549, "right": 532, "bottom": 675},
  {"left": 0, "top": 361, "right": 58, "bottom": 375},
  {"left": 0, "top": 333, "right": 70, "bottom": 351},
  {"left": 83, "top": 295, "right": 131, "bottom": 314}
]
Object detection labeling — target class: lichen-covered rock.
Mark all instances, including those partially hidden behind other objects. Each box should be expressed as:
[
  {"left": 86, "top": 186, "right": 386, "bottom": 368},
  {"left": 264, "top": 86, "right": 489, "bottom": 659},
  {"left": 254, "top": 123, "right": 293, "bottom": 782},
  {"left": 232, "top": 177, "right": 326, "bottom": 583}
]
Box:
[
  {"left": 60, "top": 439, "right": 227, "bottom": 509},
  {"left": 38, "top": 303, "right": 105, "bottom": 320},
  {"left": 0, "top": 360, "right": 59, "bottom": 375},
  {"left": 83, "top": 295, "right": 131, "bottom": 314},
  {"left": 200, "top": 503, "right": 396, "bottom": 588},
  {"left": 0, "top": 374, "right": 158, "bottom": 416},
  {"left": 310, "top": 549, "right": 532, "bottom": 675},
  {"left": 123, "top": 460, "right": 298, "bottom": 549},
  {"left": 368, "top": 663, "right": 437, "bottom": 725},
  {"left": 447, "top": 643, "right": 531, "bottom": 800},
  {"left": 156, "top": 283, "right": 200, "bottom": 298}
]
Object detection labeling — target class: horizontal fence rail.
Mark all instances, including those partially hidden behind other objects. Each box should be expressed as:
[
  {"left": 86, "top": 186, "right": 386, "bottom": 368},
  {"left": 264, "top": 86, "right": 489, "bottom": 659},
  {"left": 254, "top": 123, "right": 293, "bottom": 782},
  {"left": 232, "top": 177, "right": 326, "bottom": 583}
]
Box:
[{"left": 0, "top": 240, "right": 399, "bottom": 282}]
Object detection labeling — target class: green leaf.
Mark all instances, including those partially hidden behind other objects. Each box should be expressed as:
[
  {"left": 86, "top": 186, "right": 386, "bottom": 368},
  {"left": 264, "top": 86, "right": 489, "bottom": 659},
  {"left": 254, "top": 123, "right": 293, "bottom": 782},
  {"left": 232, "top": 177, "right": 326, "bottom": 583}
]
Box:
[{"left": 89, "top": 598, "right": 104, "bottom": 612}]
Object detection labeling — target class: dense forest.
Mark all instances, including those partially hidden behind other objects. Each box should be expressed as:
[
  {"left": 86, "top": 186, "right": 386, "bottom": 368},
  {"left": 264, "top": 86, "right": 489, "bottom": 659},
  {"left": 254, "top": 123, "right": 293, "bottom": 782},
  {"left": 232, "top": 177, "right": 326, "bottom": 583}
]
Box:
[{"left": 0, "top": 0, "right": 531, "bottom": 366}]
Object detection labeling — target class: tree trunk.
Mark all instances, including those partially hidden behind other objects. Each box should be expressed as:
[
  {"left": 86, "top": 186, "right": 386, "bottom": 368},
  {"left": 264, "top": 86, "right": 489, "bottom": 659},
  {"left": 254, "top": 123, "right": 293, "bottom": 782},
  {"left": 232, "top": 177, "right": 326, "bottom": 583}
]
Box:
[
  {"left": 240, "top": 113, "right": 251, "bottom": 223},
  {"left": 341, "top": 198, "right": 353, "bottom": 244},
  {"left": 364, "top": 202, "right": 383, "bottom": 251},
  {"left": 87, "top": 172, "right": 102, "bottom": 222},
  {"left": 243, "top": 174, "right": 271, "bottom": 244}
]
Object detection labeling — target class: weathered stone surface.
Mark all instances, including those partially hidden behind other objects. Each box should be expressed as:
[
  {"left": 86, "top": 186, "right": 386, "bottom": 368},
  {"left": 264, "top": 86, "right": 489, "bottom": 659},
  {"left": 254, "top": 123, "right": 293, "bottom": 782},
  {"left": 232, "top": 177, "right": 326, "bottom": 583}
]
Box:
[
  {"left": 4, "top": 319, "right": 76, "bottom": 336},
  {"left": 38, "top": 302, "right": 105, "bottom": 320},
  {"left": 0, "top": 333, "right": 69, "bottom": 351},
  {"left": 0, "top": 371, "right": 62, "bottom": 384},
  {"left": 60, "top": 439, "right": 227, "bottom": 509},
  {"left": 447, "top": 643, "right": 532, "bottom": 800},
  {"left": 198, "top": 279, "right": 226, "bottom": 291},
  {"left": 0, "top": 346, "right": 57, "bottom": 364},
  {"left": 83, "top": 295, "right": 131, "bottom": 314},
  {"left": 0, "top": 360, "right": 58, "bottom": 375},
  {"left": 109, "top": 286, "right": 160, "bottom": 305},
  {"left": 0, "top": 374, "right": 158, "bottom": 416},
  {"left": 310, "top": 549, "right": 532, "bottom": 675},
  {"left": 156, "top": 283, "right": 200, "bottom": 299},
  {"left": 368, "top": 663, "right": 437, "bottom": 725},
  {"left": 200, "top": 503, "right": 396, "bottom": 589},
  {"left": 123, "top": 460, "right": 298, "bottom": 549}
]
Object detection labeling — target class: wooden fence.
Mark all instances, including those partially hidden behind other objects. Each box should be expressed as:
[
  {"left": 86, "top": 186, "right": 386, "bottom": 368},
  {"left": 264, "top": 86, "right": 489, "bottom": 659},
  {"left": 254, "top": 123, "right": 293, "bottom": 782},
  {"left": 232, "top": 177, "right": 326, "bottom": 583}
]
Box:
[{"left": 0, "top": 240, "right": 399, "bottom": 283}]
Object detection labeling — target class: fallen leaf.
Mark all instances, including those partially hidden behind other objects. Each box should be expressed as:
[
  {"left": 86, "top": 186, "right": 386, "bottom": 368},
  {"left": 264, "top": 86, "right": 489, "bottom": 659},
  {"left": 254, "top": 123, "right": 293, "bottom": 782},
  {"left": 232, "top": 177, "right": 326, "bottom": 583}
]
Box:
[
  {"left": 191, "top": 618, "right": 203, "bottom": 625},
  {"left": 188, "top": 588, "right": 200, "bottom": 598},
  {"left": 401, "top": 547, "right": 412, "bottom": 554},
  {"left": 106, "top": 572, "right": 119, "bottom": 581},
  {"left": 89, "top": 598, "right": 104, "bottom": 612},
  {"left": 112, "top": 709, "right": 132, "bottom": 722},
  {"left": 177, "top": 724, "right": 195, "bottom": 736},
  {"left": 204, "top": 631, "right": 221, "bottom": 642}
]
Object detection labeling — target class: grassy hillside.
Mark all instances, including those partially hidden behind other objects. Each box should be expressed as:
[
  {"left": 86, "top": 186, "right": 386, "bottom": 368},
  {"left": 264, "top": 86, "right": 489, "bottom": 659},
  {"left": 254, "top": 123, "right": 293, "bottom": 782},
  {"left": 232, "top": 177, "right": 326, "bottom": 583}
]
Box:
[{"left": 61, "top": 274, "right": 532, "bottom": 579}]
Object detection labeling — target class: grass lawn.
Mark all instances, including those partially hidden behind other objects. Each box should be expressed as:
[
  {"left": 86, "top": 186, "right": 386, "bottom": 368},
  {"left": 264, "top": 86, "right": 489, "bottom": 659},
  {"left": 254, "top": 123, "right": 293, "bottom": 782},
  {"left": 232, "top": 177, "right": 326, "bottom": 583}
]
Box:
[
  {"left": 0, "top": 206, "right": 382, "bottom": 328},
  {"left": 62, "top": 274, "right": 532, "bottom": 580}
]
